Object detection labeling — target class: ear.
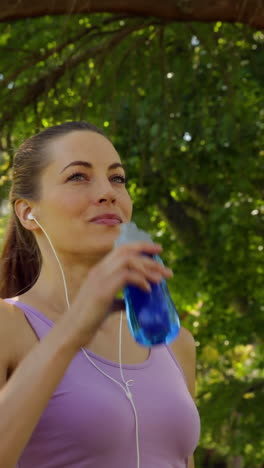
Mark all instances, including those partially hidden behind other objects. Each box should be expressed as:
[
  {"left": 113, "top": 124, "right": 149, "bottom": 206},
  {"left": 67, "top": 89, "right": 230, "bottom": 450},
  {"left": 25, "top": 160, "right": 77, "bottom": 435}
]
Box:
[{"left": 14, "top": 199, "right": 38, "bottom": 231}]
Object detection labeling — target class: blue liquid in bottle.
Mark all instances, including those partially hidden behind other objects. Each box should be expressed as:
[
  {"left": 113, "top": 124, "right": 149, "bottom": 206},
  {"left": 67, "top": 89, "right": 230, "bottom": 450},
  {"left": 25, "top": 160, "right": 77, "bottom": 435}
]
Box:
[{"left": 123, "top": 254, "right": 180, "bottom": 347}]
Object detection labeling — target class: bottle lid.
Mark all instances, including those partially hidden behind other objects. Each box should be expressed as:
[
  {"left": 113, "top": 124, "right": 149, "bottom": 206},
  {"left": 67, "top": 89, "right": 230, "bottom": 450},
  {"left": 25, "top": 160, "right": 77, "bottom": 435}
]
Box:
[{"left": 114, "top": 222, "right": 153, "bottom": 247}]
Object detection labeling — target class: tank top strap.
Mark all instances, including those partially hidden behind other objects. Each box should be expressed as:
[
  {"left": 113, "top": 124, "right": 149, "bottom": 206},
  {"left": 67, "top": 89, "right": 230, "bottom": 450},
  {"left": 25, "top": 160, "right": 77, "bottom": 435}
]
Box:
[{"left": 4, "top": 299, "right": 54, "bottom": 341}]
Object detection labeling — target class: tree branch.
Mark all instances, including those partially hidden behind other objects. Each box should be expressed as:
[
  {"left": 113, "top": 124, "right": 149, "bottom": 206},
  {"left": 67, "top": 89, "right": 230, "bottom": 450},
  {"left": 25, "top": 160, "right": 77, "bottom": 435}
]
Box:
[
  {"left": 1, "top": 14, "right": 135, "bottom": 88},
  {"left": 0, "top": 0, "right": 263, "bottom": 29},
  {"left": 157, "top": 193, "right": 203, "bottom": 246},
  {"left": 0, "top": 20, "right": 148, "bottom": 128}
]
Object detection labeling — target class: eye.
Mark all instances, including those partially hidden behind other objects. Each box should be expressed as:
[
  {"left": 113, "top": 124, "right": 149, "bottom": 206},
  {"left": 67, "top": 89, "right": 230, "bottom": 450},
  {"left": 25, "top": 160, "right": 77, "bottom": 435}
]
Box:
[
  {"left": 66, "top": 172, "right": 88, "bottom": 182},
  {"left": 111, "top": 175, "right": 127, "bottom": 184},
  {"left": 65, "top": 172, "right": 127, "bottom": 184}
]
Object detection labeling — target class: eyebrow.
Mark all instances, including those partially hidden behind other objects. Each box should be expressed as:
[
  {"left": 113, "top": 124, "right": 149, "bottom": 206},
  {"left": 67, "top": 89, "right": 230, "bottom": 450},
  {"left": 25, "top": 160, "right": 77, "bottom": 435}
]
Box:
[{"left": 60, "top": 160, "right": 126, "bottom": 174}]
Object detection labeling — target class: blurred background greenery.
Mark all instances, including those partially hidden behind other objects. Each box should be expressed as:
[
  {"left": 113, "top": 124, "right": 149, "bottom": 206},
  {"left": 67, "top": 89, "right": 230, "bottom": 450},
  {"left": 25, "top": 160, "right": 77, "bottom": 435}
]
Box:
[{"left": 0, "top": 7, "right": 263, "bottom": 468}]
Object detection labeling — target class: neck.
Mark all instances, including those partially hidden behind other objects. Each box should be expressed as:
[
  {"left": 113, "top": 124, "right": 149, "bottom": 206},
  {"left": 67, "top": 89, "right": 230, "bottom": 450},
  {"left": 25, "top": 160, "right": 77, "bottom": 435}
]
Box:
[{"left": 18, "top": 252, "right": 125, "bottom": 317}]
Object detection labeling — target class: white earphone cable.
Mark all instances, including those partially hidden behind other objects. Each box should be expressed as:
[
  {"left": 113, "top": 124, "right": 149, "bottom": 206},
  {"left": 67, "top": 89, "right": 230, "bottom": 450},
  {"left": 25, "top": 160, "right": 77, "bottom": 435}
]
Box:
[
  {"left": 31, "top": 215, "right": 140, "bottom": 468},
  {"left": 119, "top": 312, "right": 140, "bottom": 468},
  {"left": 32, "top": 218, "right": 70, "bottom": 309}
]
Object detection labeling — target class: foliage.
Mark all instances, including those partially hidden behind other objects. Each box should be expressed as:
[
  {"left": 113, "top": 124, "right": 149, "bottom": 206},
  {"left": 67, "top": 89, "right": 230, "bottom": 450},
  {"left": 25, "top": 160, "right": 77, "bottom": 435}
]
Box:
[{"left": 0, "top": 14, "right": 263, "bottom": 467}]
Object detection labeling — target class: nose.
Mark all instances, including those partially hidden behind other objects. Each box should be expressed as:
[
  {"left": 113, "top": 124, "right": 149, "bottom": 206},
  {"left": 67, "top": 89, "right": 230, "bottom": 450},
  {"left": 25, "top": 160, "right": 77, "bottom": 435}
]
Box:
[{"left": 93, "top": 178, "right": 117, "bottom": 205}]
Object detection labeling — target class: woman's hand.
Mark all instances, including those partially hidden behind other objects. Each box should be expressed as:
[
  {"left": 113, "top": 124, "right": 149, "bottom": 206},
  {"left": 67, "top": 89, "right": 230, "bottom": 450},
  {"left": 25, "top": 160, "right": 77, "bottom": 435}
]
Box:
[{"left": 65, "top": 241, "right": 173, "bottom": 349}]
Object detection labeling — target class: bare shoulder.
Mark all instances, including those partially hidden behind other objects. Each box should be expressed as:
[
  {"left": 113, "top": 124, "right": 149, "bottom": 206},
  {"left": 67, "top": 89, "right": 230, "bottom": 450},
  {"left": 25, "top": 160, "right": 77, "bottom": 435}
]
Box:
[
  {"left": 171, "top": 326, "right": 196, "bottom": 356},
  {"left": 0, "top": 299, "right": 27, "bottom": 381},
  {"left": 0, "top": 298, "right": 17, "bottom": 346},
  {"left": 169, "top": 326, "right": 197, "bottom": 399},
  {"left": 0, "top": 299, "right": 16, "bottom": 385}
]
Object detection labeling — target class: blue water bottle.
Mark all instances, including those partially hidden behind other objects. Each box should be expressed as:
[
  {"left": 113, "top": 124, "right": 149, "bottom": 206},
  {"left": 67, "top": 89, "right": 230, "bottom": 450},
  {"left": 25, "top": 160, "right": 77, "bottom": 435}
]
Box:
[{"left": 115, "top": 222, "right": 180, "bottom": 347}]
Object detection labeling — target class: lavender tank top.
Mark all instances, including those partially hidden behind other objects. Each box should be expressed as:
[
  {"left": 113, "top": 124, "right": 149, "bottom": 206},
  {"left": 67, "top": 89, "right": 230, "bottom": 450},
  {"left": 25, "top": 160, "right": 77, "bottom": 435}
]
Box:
[{"left": 6, "top": 299, "right": 200, "bottom": 468}]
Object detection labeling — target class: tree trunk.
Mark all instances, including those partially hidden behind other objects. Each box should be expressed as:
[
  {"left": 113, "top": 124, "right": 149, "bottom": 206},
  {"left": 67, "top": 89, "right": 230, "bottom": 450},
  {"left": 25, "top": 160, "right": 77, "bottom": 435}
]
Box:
[
  {"left": 228, "top": 456, "right": 244, "bottom": 468},
  {"left": 0, "top": 0, "right": 263, "bottom": 29}
]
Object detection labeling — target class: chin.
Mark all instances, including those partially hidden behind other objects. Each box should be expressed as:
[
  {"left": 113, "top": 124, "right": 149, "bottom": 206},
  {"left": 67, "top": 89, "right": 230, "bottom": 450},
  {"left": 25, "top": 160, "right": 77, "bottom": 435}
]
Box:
[{"left": 90, "top": 240, "right": 116, "bottom": 255}]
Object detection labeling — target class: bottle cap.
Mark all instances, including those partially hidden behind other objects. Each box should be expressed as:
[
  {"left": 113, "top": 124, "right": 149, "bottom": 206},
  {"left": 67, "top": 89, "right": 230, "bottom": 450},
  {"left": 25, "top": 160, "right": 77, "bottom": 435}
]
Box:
[{"left": 114, "top": 222, "right": 153, "bottom": 247}]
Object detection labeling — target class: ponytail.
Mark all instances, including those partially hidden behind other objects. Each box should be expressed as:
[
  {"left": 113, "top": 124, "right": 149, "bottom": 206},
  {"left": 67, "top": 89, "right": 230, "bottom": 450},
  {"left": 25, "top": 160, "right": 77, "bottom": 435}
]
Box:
[{"left": 0, "top": 213, "right": 41, "bottom": 297}]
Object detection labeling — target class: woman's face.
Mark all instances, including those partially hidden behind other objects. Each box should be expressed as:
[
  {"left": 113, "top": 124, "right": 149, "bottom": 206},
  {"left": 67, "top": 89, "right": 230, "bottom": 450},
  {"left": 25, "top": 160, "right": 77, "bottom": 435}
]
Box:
[{"left": 34, "top": 130, "right": 133, "bottom": 259}]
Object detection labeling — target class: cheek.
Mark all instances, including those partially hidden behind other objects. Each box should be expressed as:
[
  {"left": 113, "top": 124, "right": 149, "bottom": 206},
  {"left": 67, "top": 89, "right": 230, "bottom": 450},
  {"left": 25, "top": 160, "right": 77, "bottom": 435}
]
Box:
[
  {"left": 45, "top": 189, "right": 88, "bottom": 217},
  {"left": 122, "top": 191, "right": 133, "bottom": 220},
  {"left": 61, "top": 194, "right": 86, "bottom": 215}
]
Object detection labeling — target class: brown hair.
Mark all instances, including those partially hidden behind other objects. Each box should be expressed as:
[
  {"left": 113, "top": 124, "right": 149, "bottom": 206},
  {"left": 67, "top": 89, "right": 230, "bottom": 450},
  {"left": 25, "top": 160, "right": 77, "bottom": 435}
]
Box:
[{"left": 0, "top": 121, "right": 106, "bottom": 298}]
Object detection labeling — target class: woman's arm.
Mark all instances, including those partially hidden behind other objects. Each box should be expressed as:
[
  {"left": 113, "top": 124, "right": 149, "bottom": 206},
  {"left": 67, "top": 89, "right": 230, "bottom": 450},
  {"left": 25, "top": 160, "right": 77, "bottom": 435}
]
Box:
[
  {"left": 0, "top": 308, "right": 81, "bottom": 468},
  {"left": 170, "top": 326, "right": 197, "bottom": 468}
]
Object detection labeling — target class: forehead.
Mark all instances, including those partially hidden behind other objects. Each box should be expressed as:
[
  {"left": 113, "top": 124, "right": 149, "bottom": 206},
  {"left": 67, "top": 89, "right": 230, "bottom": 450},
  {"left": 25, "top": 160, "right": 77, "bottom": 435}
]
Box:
[{"left": 46, "top": 130, "right": 121, "bottom": 169}]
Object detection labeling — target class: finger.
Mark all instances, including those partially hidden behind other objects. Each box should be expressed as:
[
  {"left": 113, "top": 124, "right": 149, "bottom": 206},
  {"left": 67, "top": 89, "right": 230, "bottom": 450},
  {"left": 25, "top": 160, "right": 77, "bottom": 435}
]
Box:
[
  {"left": 140, "top": 256, "right": 173, "bottom": 277},
  {"left": 120, "top": 241, "right": 163, "bottom": 255},
  {"left": 124, "top": 255, "right": 173, "bottom": 282},
  {"left": 123, "top": 258, "right": 170, "bottom": 286},
  {"left": 120, "top": 269, "right": 151, "bottom": 292}
]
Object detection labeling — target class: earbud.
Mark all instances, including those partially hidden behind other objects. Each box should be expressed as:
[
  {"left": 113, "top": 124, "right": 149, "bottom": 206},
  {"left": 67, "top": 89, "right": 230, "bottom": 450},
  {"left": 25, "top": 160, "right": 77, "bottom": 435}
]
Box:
[{"left": 27, "top": 212, "right": 34, "bottom": 220}]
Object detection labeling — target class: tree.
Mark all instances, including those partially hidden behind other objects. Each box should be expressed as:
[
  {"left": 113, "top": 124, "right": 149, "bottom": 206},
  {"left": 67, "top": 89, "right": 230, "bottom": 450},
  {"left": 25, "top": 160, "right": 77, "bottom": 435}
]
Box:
[
  {"left": 0, "top": 0, "right": 264, "bottom": 29},
  {"left": 0, "top": 12, "right": 263, "bottom": 468}
]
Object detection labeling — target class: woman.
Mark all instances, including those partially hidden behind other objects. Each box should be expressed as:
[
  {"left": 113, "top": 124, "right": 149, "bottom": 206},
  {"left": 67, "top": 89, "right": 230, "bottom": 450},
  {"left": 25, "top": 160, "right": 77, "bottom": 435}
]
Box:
[{"left": 0, "top": 121, "right": 200, "bottom": 468}]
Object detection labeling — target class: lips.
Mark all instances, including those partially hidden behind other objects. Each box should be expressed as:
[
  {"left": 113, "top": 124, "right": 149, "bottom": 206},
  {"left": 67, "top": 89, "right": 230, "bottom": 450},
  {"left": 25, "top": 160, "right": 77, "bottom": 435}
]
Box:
[
  {"left": 89, "top": 213, "right": 122, "bottom": 223},
  {"left": 92, "top": 219, "right": 121, "bottom": 225}
]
